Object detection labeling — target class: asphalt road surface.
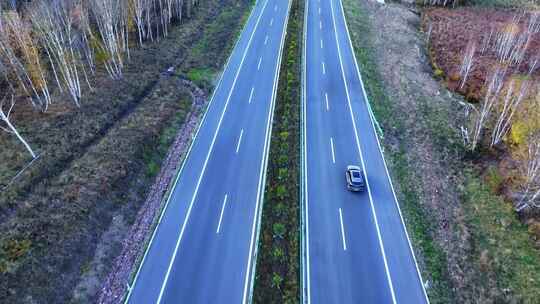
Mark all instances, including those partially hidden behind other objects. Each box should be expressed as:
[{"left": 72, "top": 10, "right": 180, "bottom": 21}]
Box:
[
  {"left": 301, "top": 0, "right": 429, "bottom": 303},
  {"left": 125, "top": 0, "right": 290, "bottom": 303}
]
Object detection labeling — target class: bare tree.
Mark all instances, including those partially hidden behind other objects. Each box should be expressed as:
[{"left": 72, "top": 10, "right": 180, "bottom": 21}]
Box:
[
  {"left": 460, "top": 40, "right": 476, "bottom": 89},
  {"left": 145, "top": 0, "right": 155, "bottom": 42},
  {"left": 528, "top": 54, "right": 539, "bottom": 76},
  {"left": 130, "top": 0, "right": 147, "bottom": 46},
  {"left": 0, "top": 10, "right": 52, "bottom": 111},
  {"left": 0, "top": 0, "right": 195, "bottom": 108},
  {"left": 90, "top": 0, "right": 128, "bottom": 79},
  {"left": 172, "top": 0, "right": 183, "bottom": 21},
  {"left": 425, "top": 21, "right": 433, "bottom": 44},
  {"left": 493, "top": 13, "right": 539, "bottom": 67},
  {"left": 519, "top": 132, "right": 540, "bottom": 211},
  {"left": 423, "top": 0, "right": 459, "bottom": 7},
  {"left": 31, "top": 0, "right": 84, "bottom": 106},
  {"left": 527, "top": 11, "right": 540, "bottom": 34},
  {"left": 494, "top": 21, "right": 519, "bottom": 63},
  {"left": 75, "top": 2, "right": 97, "bottom": 90},
  {"left": 462, "top": 67, "right": 506, "bottom": 150},
  {"left": 480, "top": 28, "right": 494, "bottom": 55},
  {"left": 0, "top": 93, "right": 36, "bottom": 158},
  {"left": 132, "top": 0, "right": 184, "bottom": 42},
  {"left": 491, "top": 79, "right": 531, "bottom": 146},
  {"left": 119, "top": 0, "right": 131, "bottom": 60}
]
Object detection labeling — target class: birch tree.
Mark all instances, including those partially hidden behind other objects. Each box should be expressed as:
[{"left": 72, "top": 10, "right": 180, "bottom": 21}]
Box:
[
  {"left": 130, "top": 0, "right": 147, "bottom": 46},
  {"left": 480, "top": 28, "right": 494, "bottom": 54},
  {"left": 527, "top": 11, "right": 540, "bottom": 35},
  {"left": 423, "top": 0, "right": 458, "bottom": 6},
  {"left": 519, "top": 132, "right": 540, "bottom": 210},
  {"left": 528, "top": 54, "right": 539, "bottom": 75},
  {"left": 0, "top": 10, "right": 52, "bottom": 111},
  {"left": 31, "top": 0, "right": 84, "bottom": 106},
  {"left": 75, "top": 2, "right": 97, "bottom": 90},
  {"left": 494, "top": 13, "right": 539, "bottom": 67},
  {"left": 491, "top": 79, "right": 531, "bottom": 146},
  {"left": 90, "top": 0, "right": 128, "bottom": 79},
  {"left": 460, "top": 41, "right": 476, "bottom": 89},
  {"left": 172, "top": 0, "right": 183, "bottom": 21},
  {"left": 127, "top": 0, "right": 185, "bottom": 46},
  {"left": 462, "top": 67, "right": 506, "bottom": 151},
  {"left": 0, "top": 93, "right": 36, "bottom": 158}
]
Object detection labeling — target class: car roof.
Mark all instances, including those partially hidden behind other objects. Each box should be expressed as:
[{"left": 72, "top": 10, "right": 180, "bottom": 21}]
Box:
[
  {"left": 347, "top": 166, "right": 363, "bottom": 181},
  {"left": 351, "top": 171, "right": 362, "bottom": 179}
]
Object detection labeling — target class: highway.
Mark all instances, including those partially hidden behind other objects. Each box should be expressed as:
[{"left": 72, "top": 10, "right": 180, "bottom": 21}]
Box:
[
  {"left": 125, "top": 0, "right": 290, "bottom": 303},
  {"left": 301, "top": 0, "right": 429, "bottom": 303}
]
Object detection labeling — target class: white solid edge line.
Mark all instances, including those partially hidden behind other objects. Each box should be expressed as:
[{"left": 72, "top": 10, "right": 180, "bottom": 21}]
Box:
[
  {"left": 325, "top": 92, "right": 329, "bottom": 111},
  {"left": 336, "top": 0, "right": 429, "bottom": 301},
  {"left": 339, "top": 208, "right": 347, "bottom": 251},
  {"left": 330, "top": 137, "right": 336, "bottom": 164},
  {"left": 236, "top": 129, "right": 244, "bottom": 154},
  {"left": 249, "top": 87, "right": 255, "bottom": 104},
  {"left": 123, "top": 1, "right": 263, "bottom": 302},
  {"left": 216, "top": 194, "right": 228, "bottom": 234},
  {"left": 329, "top": 0, "right": 397, "bottom": 302},
  {"left": 242, "top": 1, "right": 292, "bottom": 303},
  {"left": 155, "top": 0, "right": 271, "bottom": 302},
  {"left": 302, "top": 0, "right": 311, "bottom": 302}
]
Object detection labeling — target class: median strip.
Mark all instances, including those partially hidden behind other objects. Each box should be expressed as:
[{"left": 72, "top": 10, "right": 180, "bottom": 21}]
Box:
[{"left": 253, "top": 0, "right": 304, "bottom": 302}]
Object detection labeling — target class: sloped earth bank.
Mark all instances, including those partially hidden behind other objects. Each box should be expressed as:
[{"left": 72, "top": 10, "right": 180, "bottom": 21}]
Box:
[
  {"left": 0, "top": 0, "right": 252, "bottom": 303},
  {"left": 344, "top": 0, "right": 538, "bottom": 302},
  {"left": 96, "top": 79, "right": 207, "bottom": 304}
]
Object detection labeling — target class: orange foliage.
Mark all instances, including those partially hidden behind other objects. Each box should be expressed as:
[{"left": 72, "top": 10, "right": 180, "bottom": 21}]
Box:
[{"left": 3, "top": 11, "right": 47, "bottom": 91}]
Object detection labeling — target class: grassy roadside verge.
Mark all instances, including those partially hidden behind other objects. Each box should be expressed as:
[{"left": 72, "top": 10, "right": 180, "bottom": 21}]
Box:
[
  {"left": 253, "top": 0, "right": 302, "bottom": 302},
  {"left": 185, "top": 0, "right": 255, "bottom": 93},
  {"left": 462, "top": 172, "right": 540, "bottom": 302},
  {"left": 342, "top": 0, "right": 453, "bottom": 302}
]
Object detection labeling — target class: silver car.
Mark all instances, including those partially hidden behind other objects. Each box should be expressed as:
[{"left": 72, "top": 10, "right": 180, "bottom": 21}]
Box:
[{"left": 346, "top": 165, "right": 365, "bottom": 192}]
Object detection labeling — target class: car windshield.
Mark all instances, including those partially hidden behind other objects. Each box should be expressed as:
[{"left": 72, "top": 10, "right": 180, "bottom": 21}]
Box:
[{"left": 352, "top": 171, "right": 361, "bottom": 178}]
